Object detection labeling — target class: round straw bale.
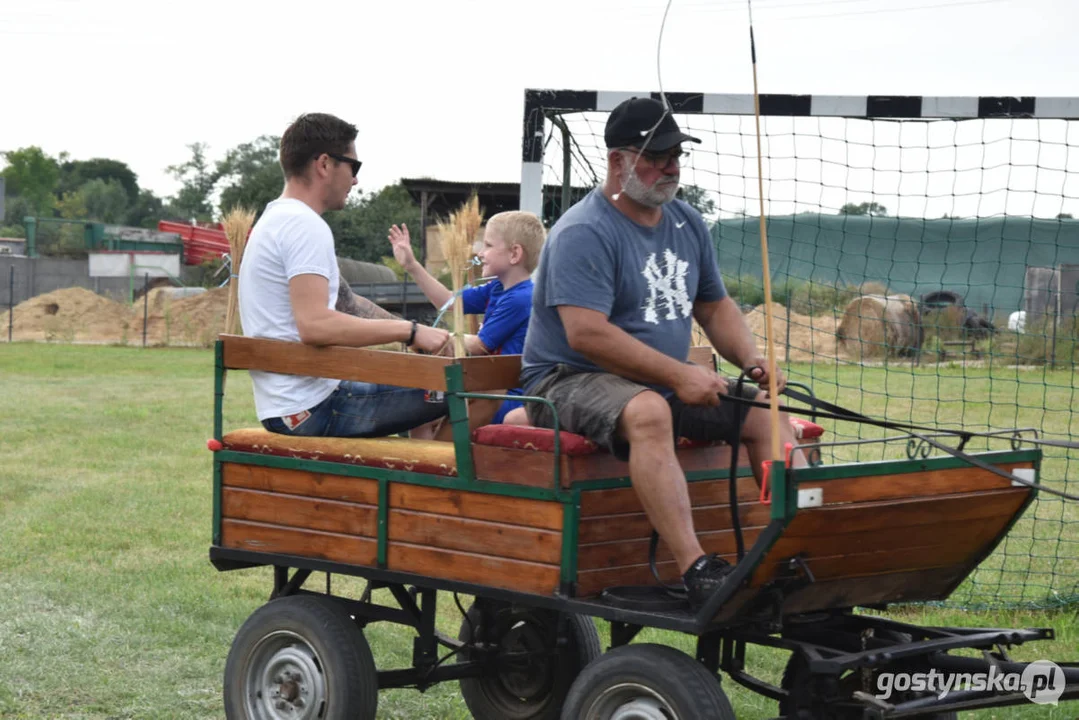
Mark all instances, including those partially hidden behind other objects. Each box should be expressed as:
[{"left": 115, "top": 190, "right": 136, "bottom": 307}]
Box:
[{"left": 837, "top": 294, "right": 922, "bottom": 358}]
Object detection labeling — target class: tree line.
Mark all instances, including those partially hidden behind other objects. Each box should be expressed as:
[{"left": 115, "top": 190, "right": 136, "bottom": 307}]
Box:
[{"left": 0, "top": 138, "right": 420, "bottom": 264}]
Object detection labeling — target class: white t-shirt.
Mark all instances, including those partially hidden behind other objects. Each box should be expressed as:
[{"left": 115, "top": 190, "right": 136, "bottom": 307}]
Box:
[{"left": 238, "top": 197, "right": 340, "bottom": 420}]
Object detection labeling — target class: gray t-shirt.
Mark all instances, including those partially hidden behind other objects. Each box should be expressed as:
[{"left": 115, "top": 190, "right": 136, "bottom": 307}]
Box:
[{"left": 521, "top": 189, "right": 726, "bottom": 394}]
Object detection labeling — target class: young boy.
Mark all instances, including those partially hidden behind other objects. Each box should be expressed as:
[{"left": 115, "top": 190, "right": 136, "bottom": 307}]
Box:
[{"left": 388, "top": 211, "right": 545, "bottom": 425}]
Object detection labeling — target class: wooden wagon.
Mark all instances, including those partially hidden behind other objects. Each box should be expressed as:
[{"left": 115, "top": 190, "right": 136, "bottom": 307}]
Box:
[{"left": 208, "top": 335, "right": 1078, "bottom": 719}]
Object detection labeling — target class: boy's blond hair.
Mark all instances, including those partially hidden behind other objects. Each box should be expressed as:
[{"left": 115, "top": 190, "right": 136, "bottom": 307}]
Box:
[{"left": 485, "top": 211, "right": 546, "bottom": 273}]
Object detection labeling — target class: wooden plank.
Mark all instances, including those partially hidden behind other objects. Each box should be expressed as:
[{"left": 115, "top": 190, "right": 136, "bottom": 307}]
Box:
[
  {"left": 388, "top": 508, "right": 562, "bottom": 564},
  {"left": 222, "top": 488, "right": 377, "bottom": 537},
  {"left": 708, "top": 567, "right": 967, "bottom": 623},
  {"left": 778, "top": 488, "right": 1029, "bottom": 537},
  {"left": 776, "top": 567, "right": 969, "bottom": 615},
  {"left": 387, "top": 541, "right": 560, "bottom": 596},
  {"left": 220, "top": 334, "right": 451, "bottom": 390},
  {"left": 388, "top": 483, "right": 563, "bottom": 531},
  {"left": 580, "top": 477, "right": 759, "bottom": 518},
  {"left": 473, "top": 442, "right": 748, "bottom": 488},
  {"left": 578, "top": 503, "right": 772, "bottom": 544},
  {"left": 576, "top": 550, "right": 740, "bottom": 598},
  {"left": 805, "top": 462, "right": 1032, "bottom": 505},
  {"left": 222, "top": 464, "right": 379, "bottom": 505},
  {"left": 750, "top": 517, "right": 1010, "bottom": 586},
  {"left": 762, "top": 515, "right": 1003, "bottom": 562},
  {"left": 577, "top": 527, "right": 764, "bottom": 571},
  {"left": 688, "top": 345, "right": 715, "bottom": 368},
  {"left": 458, "top": 355, "right": 523, "bottom": 391},
  {"left": 221, "top": 519, "right": 377, "bottom": 566}
]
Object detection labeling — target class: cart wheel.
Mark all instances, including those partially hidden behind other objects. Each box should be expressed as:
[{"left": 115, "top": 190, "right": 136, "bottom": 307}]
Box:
[
  {"left": 224, "top": 595, "right": 377, "bottom": 720},
  {"left": 780, "top": 650, "right": 958, "bottom": 720},
  {"left": 458, "top": 599, "right": 601, "bottom": 719},
  {"left": 560, "top": 643, "right": 736, "bottom": 720}
]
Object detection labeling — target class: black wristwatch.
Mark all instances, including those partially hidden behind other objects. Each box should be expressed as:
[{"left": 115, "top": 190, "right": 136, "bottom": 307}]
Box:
[{"left": 407, "top": 320, "right": 418, "bottom": 346}]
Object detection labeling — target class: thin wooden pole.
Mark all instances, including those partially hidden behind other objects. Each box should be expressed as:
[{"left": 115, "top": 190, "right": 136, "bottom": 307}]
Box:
[{"left": 748, "top": 1, "right": 782, "bottom": 463}]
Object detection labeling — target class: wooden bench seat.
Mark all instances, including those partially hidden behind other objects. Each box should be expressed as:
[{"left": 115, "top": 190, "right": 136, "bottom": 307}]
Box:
[{"left": 218, "top": 416, "right": 825, "bottom": 489}]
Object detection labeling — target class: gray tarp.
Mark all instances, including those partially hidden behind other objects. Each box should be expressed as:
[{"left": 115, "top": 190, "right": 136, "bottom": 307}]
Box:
[{"left": 713, "top": 214, "right": 1079, "bottom": 315}]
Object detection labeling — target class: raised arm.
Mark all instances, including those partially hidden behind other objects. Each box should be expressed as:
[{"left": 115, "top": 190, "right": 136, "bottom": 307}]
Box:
[{"left": 388, "top": 223, "right": 453, "bottom": 309}]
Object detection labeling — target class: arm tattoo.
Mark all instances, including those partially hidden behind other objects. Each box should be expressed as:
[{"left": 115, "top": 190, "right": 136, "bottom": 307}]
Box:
[{"left": 336, "top": 282, "right": 399, "bottom": 320}]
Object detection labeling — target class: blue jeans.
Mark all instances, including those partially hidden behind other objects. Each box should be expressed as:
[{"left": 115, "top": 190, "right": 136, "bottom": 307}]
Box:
[{"left": 262, "top": 381, "right": 448, "bottom": 438}]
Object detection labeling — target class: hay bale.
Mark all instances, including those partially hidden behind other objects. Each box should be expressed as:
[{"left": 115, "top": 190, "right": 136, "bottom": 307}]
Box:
[
  {"left": 837, "top": 294, "right": 921, "bottom": 358},
  {"left": 337, "top": 257, "right": 397, "bottom": 285}
]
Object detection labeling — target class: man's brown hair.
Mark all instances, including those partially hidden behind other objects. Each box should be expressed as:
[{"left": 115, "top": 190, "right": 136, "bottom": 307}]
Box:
[{"left": 279, "top": 113, "right": 358, "bottom": 179}]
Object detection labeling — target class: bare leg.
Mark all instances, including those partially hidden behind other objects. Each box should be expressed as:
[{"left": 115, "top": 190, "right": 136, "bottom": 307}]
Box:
[
  {"left": 618, "top": 391, "right": 705, "bottom": 575},
  {"left": 502, "top": 407, "right": 530, "bottom": 426},
  {"left": 739, "top": 404, "right": 808, "bottom": 486}
]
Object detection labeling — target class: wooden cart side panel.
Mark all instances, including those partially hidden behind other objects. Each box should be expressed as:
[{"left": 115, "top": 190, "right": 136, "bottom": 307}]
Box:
[
  {"left": 800, "top": 462, "right": 1032, "bottom": 506},
  {"left": 220, "top": 519, "right": 378, "bottom": 566},
  {"left": 219, "top": 461, "right": 565, "bottom": 596},
  {"left": 748, "top": 488, "right": 1030, "bottom": 587}
]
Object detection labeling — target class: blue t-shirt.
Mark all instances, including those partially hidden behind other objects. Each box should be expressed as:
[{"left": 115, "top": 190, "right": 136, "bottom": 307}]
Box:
[
  {"left": 461, "top": 278, "right": 533, "bottom": 422},
  {"left": 520, "top": 189, "right": 726, "bottom": 395}
]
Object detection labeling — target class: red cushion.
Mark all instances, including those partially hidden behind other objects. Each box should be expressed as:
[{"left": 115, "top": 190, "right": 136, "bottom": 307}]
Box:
[
  {"left": 790, "top": 417, "right": 825, "bottom": 440},
  {"left": 473, "top": 419, "right": 825, "bottom": 453},
  {"left": 471, "top": 425, "right": 600, "bottom": 455}
]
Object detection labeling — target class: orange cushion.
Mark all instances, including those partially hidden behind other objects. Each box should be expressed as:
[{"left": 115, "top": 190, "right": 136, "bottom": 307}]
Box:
[{"left": 217, "top": 428, "right": 458, "bottom": 477}]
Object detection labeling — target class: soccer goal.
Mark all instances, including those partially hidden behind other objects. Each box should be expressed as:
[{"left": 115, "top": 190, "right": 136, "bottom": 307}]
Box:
[{"left": 519, "top": 89, "right": 1079, "bottom": 610}]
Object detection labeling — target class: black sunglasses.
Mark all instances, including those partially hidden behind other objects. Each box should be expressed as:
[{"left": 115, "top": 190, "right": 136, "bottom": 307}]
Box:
[{"left": 326, "top": 153, "right": 362, "bottom": 177}]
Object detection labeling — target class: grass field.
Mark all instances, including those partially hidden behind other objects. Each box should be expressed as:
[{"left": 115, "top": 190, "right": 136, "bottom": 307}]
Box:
[{"left": 1, "top": 343, "right": 1077, "bottom": 719}]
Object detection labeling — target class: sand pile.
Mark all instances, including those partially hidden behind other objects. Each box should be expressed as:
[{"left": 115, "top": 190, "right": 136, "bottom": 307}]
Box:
[
  {"left": 743, "top": 305, "right": 841, "bottom": 362},
  {"left": 2, "top": 287, "right": 134, "bottom": 343},
  {"left": 140, "top": 287, "right": 228, "bottom": 345}
]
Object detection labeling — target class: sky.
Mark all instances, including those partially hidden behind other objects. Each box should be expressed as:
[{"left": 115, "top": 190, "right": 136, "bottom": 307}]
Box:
[{"left": 2, "top": 0, "right": 1078, "bottom": 215}]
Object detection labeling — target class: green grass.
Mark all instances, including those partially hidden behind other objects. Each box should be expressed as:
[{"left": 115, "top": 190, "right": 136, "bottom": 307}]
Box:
[{"left": 0, "top": 343, "right": 1076, "bottom": 718}]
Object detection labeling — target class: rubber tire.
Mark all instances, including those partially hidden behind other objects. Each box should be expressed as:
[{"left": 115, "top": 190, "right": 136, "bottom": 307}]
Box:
[
  {"left": 560, "top": 643, "right": 736, "bottom": 720},
  {"left": 458, "top": 599, "right": 602, "bottom": 720},
  {"left": 224, "top": 595, "right": 378, "bottom": 720}
]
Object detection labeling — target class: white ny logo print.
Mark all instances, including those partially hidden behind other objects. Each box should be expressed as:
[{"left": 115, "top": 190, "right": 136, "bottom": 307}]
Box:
[{"left": 640, "top": 250, "right": 691, "bottom": 324}]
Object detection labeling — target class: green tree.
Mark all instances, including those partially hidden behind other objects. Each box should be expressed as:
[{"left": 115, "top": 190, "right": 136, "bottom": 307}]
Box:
[
  {"left": 839, "top": 201, "right": 888, "bottom": 217},
  {"left": 677, "top": 185, "right": 718, "bottom": 220},
  {"left": 165, "top": 142, "right": 220, "bottom": 222},
  {"left": 78, "top": 179, "right": 131, "bottom": 224},
  {"left": 125, "top": 189, "right": 166, "bottom": 229},
  {"left": 326, "top": 183, "right": 421, "bottom": 264},
  {"left": 58, "top": 158, "right": 139, "bottom": 204},
  {"left": 1, "top": 146, "right": 60, "bottom": 215},
  {"left": 216, "top": 135, "right": 282, "bottom": 216},
  {"left": 1058, "top": 213, "right": 1074, "bottom": 220}
]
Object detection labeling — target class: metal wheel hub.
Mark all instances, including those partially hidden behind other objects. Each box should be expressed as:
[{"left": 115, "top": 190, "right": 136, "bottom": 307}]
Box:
[
  {"left": 495, "top": 620, "right": 554, "bottom": 700},
  {"left": 590, "top": 683, "right": 675, "bottom": 720},
  {"left": 245, "top": 631, "right": 327, "bottom": 720}
]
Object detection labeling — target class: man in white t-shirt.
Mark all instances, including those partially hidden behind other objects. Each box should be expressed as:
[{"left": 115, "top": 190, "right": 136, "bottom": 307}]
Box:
[{"left": 239, "top": 112, "right": 450, "bottom": 437}]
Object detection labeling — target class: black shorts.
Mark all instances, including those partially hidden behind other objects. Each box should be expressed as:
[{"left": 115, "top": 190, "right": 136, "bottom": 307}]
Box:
[{"left": 526, "top": 364, "right": 762, "bottom": 461}]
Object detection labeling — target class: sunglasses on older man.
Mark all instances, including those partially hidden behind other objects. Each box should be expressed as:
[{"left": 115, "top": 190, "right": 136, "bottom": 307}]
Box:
[{"left": 326, "top": 153, "right": 362, "bottom": 177}]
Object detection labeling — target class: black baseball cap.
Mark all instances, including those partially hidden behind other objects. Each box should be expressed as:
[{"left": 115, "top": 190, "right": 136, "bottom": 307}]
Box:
[{"left": 604, "top": 97, "right": 701, "bottom": 151}]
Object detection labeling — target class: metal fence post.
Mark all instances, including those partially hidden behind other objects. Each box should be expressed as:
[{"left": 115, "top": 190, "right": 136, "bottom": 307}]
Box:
[
  {"left": 142, "top": 273, "right": 149, "bottom": 347},
  {"left": 7, "top": 265, "right": 13, "bottom": 342}
]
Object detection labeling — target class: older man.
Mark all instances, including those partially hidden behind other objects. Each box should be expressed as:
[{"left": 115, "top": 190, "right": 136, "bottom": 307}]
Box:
[{"left": 521, "top": 97, "right": 806, "bottom": 608}]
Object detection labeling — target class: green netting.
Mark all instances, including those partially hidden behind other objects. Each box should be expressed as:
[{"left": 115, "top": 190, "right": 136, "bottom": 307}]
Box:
[{"left": 535, "top": 101, "right": 1079, "bottom": 609}]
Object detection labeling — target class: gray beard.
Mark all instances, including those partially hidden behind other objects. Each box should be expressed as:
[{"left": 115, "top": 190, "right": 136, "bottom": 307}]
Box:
[{"left": 621, "top": 166, "right": 679, "bottom": 208}]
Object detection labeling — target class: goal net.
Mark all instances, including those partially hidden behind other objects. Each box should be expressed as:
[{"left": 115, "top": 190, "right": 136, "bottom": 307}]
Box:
[{"left": 520, "top": 89, "right": 1079, "bottom": 609}]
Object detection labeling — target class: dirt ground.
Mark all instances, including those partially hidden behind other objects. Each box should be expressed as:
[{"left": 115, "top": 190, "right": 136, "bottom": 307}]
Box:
[{"left": 1, "top": 286, "right": 229, "bottom": 346}]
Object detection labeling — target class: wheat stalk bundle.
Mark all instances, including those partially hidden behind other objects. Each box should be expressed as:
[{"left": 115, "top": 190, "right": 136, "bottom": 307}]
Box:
[
  {"left": 437, "top": 194, "right": 483, "bottom": 356},
  {"left": 222, "top": 206, "right": 256, "bottom": 336}
]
